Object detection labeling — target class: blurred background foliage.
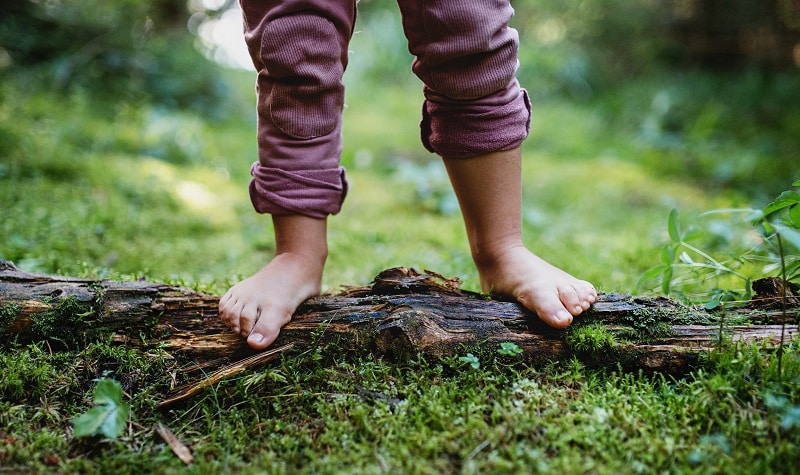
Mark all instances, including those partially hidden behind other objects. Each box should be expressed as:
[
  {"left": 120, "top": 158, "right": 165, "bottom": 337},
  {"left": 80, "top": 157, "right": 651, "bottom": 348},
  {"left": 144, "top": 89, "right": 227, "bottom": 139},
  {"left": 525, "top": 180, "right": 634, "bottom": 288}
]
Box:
[
  {"left": 0, "top": 0, "right": 798, "bottom": 289},
  {"left": 350, "top": 0, "right": 800, "bottom": 199},
  {"left": 2, "top": 0, "right": 796, "bottom": 193},
  {"left": 0, "top": 0, "right": 233, "bottom": 111},
  {"left": 2, "top": 0, "right": 798, "bottom": 105}
]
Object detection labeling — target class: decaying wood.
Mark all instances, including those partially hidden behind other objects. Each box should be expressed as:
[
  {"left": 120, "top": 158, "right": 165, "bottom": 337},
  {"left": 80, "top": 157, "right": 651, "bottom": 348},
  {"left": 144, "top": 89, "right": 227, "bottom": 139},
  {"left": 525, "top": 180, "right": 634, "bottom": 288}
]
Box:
[{"left": 1, "top": 260, "right": 798, "bottom": 375}]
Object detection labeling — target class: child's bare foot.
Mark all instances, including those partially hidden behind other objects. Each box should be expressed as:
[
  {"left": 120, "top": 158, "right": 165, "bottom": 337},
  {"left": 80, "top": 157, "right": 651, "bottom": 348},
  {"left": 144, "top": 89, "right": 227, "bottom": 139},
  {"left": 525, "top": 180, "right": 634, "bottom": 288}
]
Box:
[
  {"left": 441, "top": 147, "right": 596, "bottom": 328},
  {"left": 475, "top": 244, "right": 597, "bottom": 328},
  {"left": 219, "top": 215, "right": 327, "bottom": 350}
]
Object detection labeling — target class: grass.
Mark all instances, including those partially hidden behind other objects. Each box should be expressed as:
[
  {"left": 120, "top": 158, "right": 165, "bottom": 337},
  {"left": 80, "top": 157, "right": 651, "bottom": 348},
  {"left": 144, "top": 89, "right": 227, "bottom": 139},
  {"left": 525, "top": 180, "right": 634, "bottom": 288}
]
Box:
[
  {"left": 1, "top": 340, "right": 798, "bottom": 473},
  {"left": 2, "top": 56, "right": 800, "bottom": 472}
]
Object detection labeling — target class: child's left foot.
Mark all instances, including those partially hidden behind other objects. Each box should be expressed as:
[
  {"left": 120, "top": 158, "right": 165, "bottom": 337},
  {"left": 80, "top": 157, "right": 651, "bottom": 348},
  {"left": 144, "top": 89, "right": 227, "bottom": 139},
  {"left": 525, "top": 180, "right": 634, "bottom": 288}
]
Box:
[{"left": 475, "top": 244, "right": 597, "bottom": 328}]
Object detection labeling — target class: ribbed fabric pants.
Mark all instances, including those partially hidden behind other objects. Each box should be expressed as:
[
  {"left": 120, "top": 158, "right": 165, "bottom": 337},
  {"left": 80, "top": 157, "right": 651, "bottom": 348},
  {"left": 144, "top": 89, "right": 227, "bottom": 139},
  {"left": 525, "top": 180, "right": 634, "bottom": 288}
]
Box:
[{"left": 241, "top": 0, "right": 531, "bottom": 218}]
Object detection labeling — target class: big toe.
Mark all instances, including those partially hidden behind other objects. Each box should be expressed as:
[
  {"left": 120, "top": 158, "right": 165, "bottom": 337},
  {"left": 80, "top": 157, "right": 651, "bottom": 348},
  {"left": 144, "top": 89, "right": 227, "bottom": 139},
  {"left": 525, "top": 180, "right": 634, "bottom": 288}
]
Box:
[
  {"left": 518, "top": 290, "right": 574, "bottom": 329},
  {"left": 246, "top": 312, "right": 288, "bottom": 350},
  {"left": 247, "top": 331, "right": 274, "bottom": 350},
  {"left": 557, "top": 285, "right": 588, "bottom": 317},
  {"left": 542, "top": 307, "right": 574, "bottom": 328}
]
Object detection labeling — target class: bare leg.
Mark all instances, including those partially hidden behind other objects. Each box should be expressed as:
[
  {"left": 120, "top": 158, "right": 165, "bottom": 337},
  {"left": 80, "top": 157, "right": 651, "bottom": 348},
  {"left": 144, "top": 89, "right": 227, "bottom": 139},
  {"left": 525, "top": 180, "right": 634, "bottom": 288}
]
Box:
[
  {"left": 443, "top": 147, "right": 597, "bottom": 328},
  {"left": 219, "top": 214, "right": 327, "bottom": 349}
]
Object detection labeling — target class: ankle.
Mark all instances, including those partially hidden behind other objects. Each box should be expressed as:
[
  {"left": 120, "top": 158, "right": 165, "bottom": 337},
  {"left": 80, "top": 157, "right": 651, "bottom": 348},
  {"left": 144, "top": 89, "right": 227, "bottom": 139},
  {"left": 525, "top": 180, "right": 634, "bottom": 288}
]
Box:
[
  {"left": 274, "top": 246, "right": 328, "bottom": 270},
  {"left": 470, "top": 234, "right": 525, "bottom": 273},
  {"left": 271, "top": 214, "right": 329, "bottom": 268}
]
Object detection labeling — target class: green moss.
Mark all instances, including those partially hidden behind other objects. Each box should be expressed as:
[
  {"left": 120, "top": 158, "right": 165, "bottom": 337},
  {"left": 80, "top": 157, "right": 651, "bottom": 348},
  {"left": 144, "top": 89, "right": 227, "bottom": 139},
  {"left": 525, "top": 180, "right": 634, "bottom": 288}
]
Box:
[
  {"left": 0, "top": 345, "right": 74, "bottom": 403},
  {"left": 0, "top": 303, "right": 19, "bottom": 333},
  {"left": 565, "top": 323, "right": 620, "bottom": 353},
  {"left": 29, "top": 296, "right": 102, "bottom": 347},
  {"left": 613, "top": 304, "right": 709, "bottom": 343}
]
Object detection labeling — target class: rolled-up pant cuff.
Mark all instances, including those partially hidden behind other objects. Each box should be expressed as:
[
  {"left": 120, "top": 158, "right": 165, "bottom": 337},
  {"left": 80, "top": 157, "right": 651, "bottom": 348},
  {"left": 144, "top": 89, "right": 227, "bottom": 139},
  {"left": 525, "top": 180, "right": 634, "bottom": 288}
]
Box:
[
  {"left": 421, "top": 83, "right": 531, "bottom": 159},
  {"left": 249, "top": 164, "right": 348, "bottom": 218}
]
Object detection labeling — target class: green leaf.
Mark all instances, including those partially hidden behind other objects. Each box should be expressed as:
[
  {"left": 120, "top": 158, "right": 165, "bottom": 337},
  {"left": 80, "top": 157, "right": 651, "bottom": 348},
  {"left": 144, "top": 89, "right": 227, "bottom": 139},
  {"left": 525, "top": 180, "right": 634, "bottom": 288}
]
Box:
[
  {"left": 637, "top": 264, "right": 669, "bottom": 289},
  {"left": 789, "top": 203, "right": 800, "bottom": 228},
  {"left": 793, "top": 180, "right": 800, "bottom": 187},
  {"left": 72, "top": 379, "right": 130, "bottom": 439},
  {"left": 459, "top": 353, "right": 480, "bottom": 369},
  {"left": 762, "top": 191, "right": 800, "bottom": 217},
  {"left": 661, "top": 266, "right": 673, "bottom": 295},
  {"left": 682, "top": 226, "right": 706, "bottom": 243},
  {"left": 774, "top": 224, "right": 800, "bottom": 252},
  {"left": 667, "top": 208, "right": 681, "bottom": 242},
  {"left": 497, "top": 341, "right": 523, "bottom": 356},
  {"left": 704, "top": 298, "right": 720, "bottom": 310}
]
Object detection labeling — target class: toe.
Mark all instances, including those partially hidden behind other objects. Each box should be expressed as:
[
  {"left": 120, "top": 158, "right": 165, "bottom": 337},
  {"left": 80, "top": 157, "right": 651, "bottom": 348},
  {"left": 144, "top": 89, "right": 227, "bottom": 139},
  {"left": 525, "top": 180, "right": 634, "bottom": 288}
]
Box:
[
  {"left": 237, "top": 304, "right": 261, "bottom": 336},
  {"left": 545, "top": 308, "right": 573, "bottom": 328},
  {"left": 578, "top": 282, "right": 598, "bottom": 310},
  {"left": 518, "top": 289, "right": 574, "bottom": 329},
  {"left": 247, "top": 313, "right": 287, "bottom": 350},
  {"left": 219, "top": 299, "right": 241, "bottom": 330},
  {"left": 247, "top": 329, "right": 276, "bottom": 350},
  {"left": 558, "top": 285, "right": 585, "bottom": 317}
]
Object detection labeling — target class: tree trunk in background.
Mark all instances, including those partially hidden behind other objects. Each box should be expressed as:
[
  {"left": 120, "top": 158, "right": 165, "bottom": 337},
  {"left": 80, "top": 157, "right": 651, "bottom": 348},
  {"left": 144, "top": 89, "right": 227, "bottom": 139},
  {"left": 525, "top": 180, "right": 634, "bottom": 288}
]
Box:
[
  {"left": 1, "top": 261, "right": 797, "bottom": 375},
  {"left": 668, "top": 0, "right": 800, "bottom": 68}
]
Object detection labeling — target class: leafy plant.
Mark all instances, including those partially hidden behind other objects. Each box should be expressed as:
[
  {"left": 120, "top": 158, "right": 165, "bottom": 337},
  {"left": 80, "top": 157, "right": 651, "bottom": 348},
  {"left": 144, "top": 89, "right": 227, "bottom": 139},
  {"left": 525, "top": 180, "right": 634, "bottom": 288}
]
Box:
[
  {"left": 497, "top": 342, "right": 523, "bottom": 357},
  {"left": 71, "top": 378, "right": 130, "bottom": 439},
  {"left": 459, "top": 353, "right": 481, "bottom": 370},
  {"left": 752, "top": 182, "right": 800, "bottom": 282},
  {"left": 764, "top": 392, "right": 800, "bottom": 431},
  {"left": 639, "top": 180, "right": 800, "bottom": 306}
]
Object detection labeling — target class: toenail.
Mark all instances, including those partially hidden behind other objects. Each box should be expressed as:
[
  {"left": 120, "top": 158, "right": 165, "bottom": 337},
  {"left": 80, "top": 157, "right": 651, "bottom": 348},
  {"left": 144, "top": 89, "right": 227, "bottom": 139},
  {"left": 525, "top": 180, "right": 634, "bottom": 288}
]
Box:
[
  {"left": 557, "top": 310, "right": 572, "bottom": 324},
  {"left": 248, "top": 333, "right": 265, "bottom": 345},
  {"left": 232, "top": 326, "right": 239, "bottom": 334}
]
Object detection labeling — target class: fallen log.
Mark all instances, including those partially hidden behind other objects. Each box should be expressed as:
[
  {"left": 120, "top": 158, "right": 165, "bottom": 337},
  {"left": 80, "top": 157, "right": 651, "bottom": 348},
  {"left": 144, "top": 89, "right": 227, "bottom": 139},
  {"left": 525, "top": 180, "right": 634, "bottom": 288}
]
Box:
[{"left": 1, "top": 260, "right": 797, "bottom": 375}]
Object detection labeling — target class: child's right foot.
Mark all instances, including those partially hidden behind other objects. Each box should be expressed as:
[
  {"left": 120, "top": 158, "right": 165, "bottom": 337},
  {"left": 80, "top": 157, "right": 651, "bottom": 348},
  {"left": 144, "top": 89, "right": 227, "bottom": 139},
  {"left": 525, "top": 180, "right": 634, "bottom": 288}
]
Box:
[
  {"left": 219, "top": 214, "right": 328, "bottom": 350},
  {"left": 219, "top": 251, "right": 324, "bottom": 350}
]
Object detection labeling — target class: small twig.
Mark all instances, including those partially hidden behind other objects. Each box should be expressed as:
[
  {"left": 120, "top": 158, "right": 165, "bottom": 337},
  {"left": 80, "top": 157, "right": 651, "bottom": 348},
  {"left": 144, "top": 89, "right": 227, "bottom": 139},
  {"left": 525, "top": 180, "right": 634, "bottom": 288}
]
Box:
[
  {"left": 777, "top": 232, "right": 787, "bottom": 377},
  {"left": 155, "top": 423, "right": 194, "bottom": 465},
  {"left": 158, "top": 343, "right": 294, "bottom": 408},
  {"left": 463, "top": 439, "right": 491, "bottom": 468},
  {"left": 717, "top": 302, "right": 726, "bottom": 349},
  {"left": 354, "top": 385, "right": 404, "bottom": 411}
]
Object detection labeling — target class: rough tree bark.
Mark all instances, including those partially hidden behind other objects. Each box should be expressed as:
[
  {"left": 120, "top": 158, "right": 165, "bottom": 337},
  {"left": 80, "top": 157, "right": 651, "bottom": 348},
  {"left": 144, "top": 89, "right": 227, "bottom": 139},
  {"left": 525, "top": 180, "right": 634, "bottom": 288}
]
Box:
[{"left": 1, "top": 260, "right": 797, "bottom": 376}]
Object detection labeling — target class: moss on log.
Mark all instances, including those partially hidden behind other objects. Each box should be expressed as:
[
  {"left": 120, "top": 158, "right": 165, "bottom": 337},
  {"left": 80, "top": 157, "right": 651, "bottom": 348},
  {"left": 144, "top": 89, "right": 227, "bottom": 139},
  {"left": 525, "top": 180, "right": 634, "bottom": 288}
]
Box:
[{"left": 1, "top": 260, "right": 797, "bottom": 374}]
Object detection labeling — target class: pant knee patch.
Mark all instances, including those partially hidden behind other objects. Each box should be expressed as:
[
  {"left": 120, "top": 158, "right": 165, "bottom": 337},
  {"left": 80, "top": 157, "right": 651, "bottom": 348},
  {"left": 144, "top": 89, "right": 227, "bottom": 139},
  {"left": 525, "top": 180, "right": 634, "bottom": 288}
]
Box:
[
  {"left": 430, "top": 47, "right": 518, "bottom": 100},
  {"left": 261, "top": 14, "right": 344, "bottom": 139},
  {"left": 416, "top": 6, "right": 519, "bottom": 100}
]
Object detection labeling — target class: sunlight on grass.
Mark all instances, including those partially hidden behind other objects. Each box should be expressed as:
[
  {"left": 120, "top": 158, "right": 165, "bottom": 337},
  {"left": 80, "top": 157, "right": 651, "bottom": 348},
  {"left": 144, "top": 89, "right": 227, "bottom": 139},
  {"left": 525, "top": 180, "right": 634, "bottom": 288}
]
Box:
[{"left": 133, "top": 157, "right": 238, "bottom": 225}]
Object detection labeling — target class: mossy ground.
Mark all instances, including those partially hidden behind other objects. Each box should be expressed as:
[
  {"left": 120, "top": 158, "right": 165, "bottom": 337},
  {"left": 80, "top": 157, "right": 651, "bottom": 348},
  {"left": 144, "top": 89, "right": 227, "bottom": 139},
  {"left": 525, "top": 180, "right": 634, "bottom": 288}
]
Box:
[{"left": 1, "top": 336, "right": 798, "bottom": 473}]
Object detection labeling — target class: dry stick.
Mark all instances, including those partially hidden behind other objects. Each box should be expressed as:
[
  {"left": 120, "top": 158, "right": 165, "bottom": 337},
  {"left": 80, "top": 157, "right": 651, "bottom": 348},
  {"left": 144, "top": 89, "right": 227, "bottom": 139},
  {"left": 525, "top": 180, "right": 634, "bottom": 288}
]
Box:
[
  {"left": 718, "top": 305, "right": 725, "bottom": 348},
  {"left": 777, "top": 232, "right": 787, "bottom": 377},
  {"left": 155, "top": 423, "right": 195, "bottom": 465},
  {"left": 158, "top": 343, "right": 295, "bottom": 408}
]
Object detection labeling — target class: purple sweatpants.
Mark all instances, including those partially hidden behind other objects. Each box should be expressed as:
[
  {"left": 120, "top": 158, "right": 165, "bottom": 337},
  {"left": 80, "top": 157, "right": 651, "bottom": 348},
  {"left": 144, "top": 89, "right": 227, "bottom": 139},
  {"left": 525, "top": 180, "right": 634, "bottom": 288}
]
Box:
[{"left": 241, "top": 0, "right": 531, "bottom": 218}]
